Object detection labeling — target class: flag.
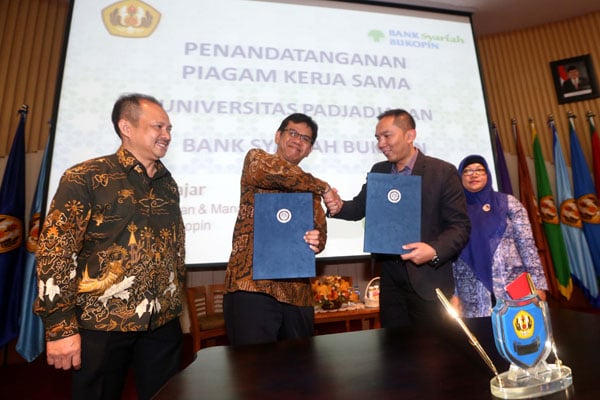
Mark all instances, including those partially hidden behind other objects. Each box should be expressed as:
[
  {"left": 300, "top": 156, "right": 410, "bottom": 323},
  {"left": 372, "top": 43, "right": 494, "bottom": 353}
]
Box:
[
  {"left": 514, "top": 121, "right": 557, "bottom": 295},
  {"left": 568, "top": 114, "right": 600, "bottom": 279},
  {"left": 15, "top": 138, "right": 50, "bottom": 361},
  {"left": 550, "top": 118, "right": 598, "bottom": 304},
  {"left": 557, "top": 65, "right": 569, "bottom": 85},
  {"left": 492, "top": 123, "right": 513, "bottom": 195},
  {"left": 0, "top": 106, "right": 27, "bottom": 347},
  {"left": 587, "top": 112, "right": 600, "bottom": 197},
  {"left": 512, "top": 119, "right": 559, "bottom": 298},
  {"left": 530, "top": 118, "right": 573, "bottom": 300}
]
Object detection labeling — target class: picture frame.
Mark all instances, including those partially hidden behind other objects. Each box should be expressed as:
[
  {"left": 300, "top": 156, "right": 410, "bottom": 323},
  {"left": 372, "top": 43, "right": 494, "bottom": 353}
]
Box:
[{"left": 550, "top": 54, "right": 600, "bottom": 104}]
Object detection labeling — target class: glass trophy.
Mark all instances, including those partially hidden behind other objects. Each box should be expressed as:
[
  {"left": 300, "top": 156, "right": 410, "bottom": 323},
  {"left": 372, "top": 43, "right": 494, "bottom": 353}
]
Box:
[{"left": 490, "top": 295, "right": 572, "bottom": 399}]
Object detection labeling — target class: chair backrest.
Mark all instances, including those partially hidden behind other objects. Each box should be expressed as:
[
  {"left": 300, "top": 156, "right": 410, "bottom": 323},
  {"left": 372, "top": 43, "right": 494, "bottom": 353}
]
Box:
[
  {"left": 186, "top": 285, "right": 227, "bottom": 352},
  {"left": 208, "top": 284, "right": 226, "bottom": 314},
  {"left": 187, "top": 285, "right": 208, "bottom": 323}
]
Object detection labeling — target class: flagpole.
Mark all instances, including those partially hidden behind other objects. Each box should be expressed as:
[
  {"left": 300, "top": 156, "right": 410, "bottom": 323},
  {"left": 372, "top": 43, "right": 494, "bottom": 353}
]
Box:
[
  {"left": 0, "top": 104, "right": 29, "bottom": 365},
  {"left": 586, "top": 110, "right": 600, "bottom": 197},
  {"left": 18, "top": 104, "right": 29, "bottom": 116}
]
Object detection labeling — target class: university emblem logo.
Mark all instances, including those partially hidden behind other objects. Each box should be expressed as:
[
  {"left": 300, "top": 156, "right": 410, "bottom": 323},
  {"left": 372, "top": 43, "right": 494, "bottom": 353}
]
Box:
[
  {"left": 25, "top": 212, "right": 41, "bottom": 253},
  {"left": 539, "top": 195, "right": 559, "bottom": 224},
  {"left": 576, "top": 193, "right": 600, "bottom": 224},
  {"left": 0, "top": 215, "right": 23, "bottom": 253},
  {"left": 101, "top": 0, "right": 160, "bottom": 38},
  {"left": 560, "top": 198, "right": 582, "bottom": 228}
]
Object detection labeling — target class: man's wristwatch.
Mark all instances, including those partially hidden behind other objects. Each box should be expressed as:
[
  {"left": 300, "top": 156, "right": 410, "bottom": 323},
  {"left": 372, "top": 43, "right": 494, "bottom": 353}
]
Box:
[{"left": 429, "top": 253, "right": 441, "bottom": 267}]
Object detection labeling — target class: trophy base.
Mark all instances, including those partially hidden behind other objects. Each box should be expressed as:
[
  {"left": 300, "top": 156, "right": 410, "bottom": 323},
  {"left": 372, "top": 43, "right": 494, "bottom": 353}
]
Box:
[{"left": 490, "top": 363, "right": 572, "bottom": 399}]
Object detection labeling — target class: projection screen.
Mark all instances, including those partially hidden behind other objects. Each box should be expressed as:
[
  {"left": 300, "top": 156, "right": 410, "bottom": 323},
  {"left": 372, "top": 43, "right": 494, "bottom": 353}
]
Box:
[{"left": 48, "top": 0, "right": 494, "bottom": 266}]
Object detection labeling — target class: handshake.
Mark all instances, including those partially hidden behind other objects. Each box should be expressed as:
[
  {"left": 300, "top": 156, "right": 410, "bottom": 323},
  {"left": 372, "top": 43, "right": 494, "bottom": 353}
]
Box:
[{"left": 323, "top": 186, "right": 343, "bottom": 216}]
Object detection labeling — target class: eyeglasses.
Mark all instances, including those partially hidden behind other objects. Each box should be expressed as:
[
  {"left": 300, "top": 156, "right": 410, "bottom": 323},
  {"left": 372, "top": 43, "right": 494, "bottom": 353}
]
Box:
[
  {"left": 283, "top": 128, "right": 312, "bottom": 144},
  {"left": 462, "top": 168, "right": 486, "bottom": 176}
]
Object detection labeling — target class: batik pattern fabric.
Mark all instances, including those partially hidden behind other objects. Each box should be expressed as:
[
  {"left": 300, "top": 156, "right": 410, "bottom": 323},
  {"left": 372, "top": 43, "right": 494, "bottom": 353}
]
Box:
[
  {"left": 226, "top": 148, "right": 329, "bottom": 307},
  {"left": 34, "top": 147, "right": 186, "bottom": 341},
  {"left": 453, "top": 195, "right": 548, "bottom": 317}
]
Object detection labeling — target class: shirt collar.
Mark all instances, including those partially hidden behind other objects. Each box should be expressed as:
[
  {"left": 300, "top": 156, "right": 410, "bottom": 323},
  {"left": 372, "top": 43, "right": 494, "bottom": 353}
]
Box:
[
  {"left": 116, "top": 146, "right": 167, "bottom": 178},
  {"left": 391, "top": 148, "right": 418, "bottom": 175}
]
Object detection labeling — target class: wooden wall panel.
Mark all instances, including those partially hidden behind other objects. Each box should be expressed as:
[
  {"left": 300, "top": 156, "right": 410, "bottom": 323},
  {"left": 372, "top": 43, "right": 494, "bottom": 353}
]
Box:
[
  {"left": 1, "top": 2, "right": 599, "bottom": 168},
  {"left": 0, "top": 0, "right": 68, "bottom": 156},
  {"left": 478, "top": 12, "right": 600, "bottom": 168}
]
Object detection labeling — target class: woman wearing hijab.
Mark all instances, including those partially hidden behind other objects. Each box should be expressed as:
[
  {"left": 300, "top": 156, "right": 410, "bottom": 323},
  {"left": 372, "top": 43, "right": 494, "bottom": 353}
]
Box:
[{"left": 451, "top": 155, "right": 547, "bottom": 317}]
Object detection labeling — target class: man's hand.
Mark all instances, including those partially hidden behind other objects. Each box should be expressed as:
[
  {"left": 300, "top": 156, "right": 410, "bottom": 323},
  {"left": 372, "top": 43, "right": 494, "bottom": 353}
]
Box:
[
  {"left": 400, "top": 242, "right": 436, "bottom": 265},
  {"left": 46, "top": 334, "right": 82, "bottom": 370},
  {"left": 304, "top": 229, "right": 322, "bottom": 253},
  {"left": 323, "top": 188, "right": 343, "bottom": 216}
]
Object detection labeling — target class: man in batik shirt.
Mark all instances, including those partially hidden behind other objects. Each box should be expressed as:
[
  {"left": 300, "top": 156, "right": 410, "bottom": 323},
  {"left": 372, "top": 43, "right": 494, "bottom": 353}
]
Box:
[
  {"left": 224, "top": 113, "right": 340, "bottom": 346},
  {"left": 35, "top": 93, "right": 186, "bottom": 400}
]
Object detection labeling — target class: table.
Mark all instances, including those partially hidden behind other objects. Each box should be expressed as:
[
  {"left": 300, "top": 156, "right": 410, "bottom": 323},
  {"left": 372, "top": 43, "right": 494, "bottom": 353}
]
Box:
[
  {"left": 314, "top": 306, "right": 380, "bottom": 333},
  {"left": 154, "top": 307, "right": 600, "bottom": 399}
]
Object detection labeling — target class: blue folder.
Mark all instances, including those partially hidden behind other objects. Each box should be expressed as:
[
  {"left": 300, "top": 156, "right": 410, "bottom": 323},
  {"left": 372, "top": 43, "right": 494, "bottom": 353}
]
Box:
[
  {"left": 253, "top": 192, "right": 315, "bottom": 279},
  {"left": 364, "top": 173, "right": 421, "bottom": 255}
]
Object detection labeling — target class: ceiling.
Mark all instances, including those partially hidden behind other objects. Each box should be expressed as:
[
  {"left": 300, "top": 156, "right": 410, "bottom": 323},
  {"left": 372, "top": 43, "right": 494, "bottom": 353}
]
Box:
[{"left": 378, "top": 0, "right": 600, "bottom": 36}]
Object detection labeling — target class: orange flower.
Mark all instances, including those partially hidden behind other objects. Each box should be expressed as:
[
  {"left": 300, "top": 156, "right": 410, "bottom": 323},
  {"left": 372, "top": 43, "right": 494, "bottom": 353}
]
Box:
[{"left": 312, "top": 275, "right": 353, "bottom": 309}]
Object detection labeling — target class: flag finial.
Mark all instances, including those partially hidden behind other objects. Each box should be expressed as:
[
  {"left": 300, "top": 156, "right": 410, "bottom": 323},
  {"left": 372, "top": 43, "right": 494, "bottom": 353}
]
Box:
[
  {"left": 18, "top": 104, "right": 29, "bottom": 116},
  {"left": 567, "top": 111, "right": 576, "bottom": 119},
  {"left": 547, "top": 114, "right": 555, "bottom": 123},
  {"left": 587, "top": 110, "right": 595, "bottom": 118}
]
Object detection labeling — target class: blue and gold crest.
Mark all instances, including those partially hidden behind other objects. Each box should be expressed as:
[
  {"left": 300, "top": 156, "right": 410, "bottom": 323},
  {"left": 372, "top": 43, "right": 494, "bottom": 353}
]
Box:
[{"left": 492, "top": 296, "right": 551, "bottom": 369}]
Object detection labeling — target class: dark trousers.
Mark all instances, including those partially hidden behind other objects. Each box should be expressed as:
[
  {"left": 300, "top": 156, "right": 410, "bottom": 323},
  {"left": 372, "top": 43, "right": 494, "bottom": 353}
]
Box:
[
  {"left": 223, "top": 290, "right": 314, "bottom": 346},
  {"left": 380, "top": 261, "right": 445, "bottom": 328},
  {"left": 72, "top": 318, "right": 182, "bottom": 400}
]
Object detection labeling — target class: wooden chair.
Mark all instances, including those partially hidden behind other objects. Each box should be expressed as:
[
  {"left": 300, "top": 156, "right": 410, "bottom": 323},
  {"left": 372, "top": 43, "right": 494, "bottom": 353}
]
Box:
[
  {"left": 186, "top": 285, "right": 227, "bottom": 353},
  {"left": 207, "top": 283, "right": 225, "bottom": 314}
]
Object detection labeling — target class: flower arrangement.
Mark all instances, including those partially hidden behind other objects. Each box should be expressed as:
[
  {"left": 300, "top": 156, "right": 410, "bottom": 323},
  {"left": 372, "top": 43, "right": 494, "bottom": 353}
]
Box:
[{"left": 312, "top": 275, "right": 358, "bottom": 310}]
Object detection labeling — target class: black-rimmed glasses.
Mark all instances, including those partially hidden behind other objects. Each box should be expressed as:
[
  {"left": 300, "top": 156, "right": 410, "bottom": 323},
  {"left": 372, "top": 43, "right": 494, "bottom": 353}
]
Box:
[{"left": 283, "top": 128, "right": 312, "bottom": 144}]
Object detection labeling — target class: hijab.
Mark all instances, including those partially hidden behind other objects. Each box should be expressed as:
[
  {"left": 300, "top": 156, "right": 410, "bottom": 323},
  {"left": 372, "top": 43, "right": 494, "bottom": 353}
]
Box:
[{"left": 457, "top": 155, "right": 508, "bottom": 292}]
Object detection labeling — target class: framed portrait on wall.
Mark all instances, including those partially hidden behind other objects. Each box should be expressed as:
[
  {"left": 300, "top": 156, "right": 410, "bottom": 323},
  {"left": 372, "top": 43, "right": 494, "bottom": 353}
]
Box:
[{"left": 550, "top": 54, "right": 600, "bottom": 104}]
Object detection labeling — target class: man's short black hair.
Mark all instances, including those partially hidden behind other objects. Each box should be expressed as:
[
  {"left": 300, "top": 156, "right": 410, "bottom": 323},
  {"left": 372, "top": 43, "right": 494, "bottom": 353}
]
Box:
[
  {"left": 377, "top": 109, "right": 416, "bottom": 131},
  {"left": 111, "top": 93, "right": 162, "bottom": 138},
  {"left": 277, "top": 113, "right": 319, "bottom": 144}
]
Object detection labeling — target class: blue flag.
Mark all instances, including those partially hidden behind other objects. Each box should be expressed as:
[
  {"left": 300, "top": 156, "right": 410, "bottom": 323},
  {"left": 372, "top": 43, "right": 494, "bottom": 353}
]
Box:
[
  {"left": 551, "top": 119, "right": 599, "bottom": 304},
  {"left": 492, "top": 123, "right": 513, "bottom": 195},
  {"left": 16, "top": 138, "right": 50, "bottom": 361},
  {"left": 0, "top": 106, "right": 27, "bottom": 348},
  {"left": 568, "top": 115, "right": 600, "bottom": 279}
]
